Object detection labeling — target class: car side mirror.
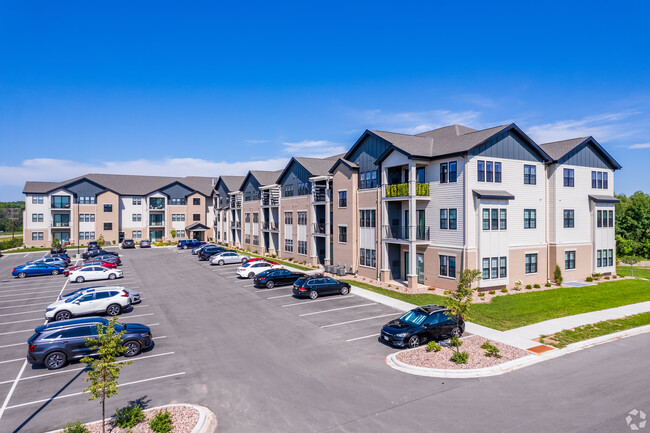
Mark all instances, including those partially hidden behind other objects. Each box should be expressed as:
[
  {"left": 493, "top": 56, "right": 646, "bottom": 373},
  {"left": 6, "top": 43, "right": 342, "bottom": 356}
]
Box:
[{"left": 74, "top": 301, "right": 80, "bottom": 305}]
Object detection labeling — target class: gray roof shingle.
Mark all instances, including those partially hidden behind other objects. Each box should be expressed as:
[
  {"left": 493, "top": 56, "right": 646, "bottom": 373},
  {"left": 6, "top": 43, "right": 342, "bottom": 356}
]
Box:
[{"left": 538, "top": 137, "right": 589, "bottom": 161}]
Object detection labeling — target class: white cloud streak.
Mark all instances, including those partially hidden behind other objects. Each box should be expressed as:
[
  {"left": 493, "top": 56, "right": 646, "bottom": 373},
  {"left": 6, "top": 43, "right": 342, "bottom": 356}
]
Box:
[
  {"left": 526, "top": 112, "right": 638, "bottom": 144},
  {"left": 629, "top": 143, "right": 650, "bottom": 149},
  {"left": 354, "top": 109, "right": 482, "bottom": 134},
  {"left": 282, "top": 140, "right": 347, "bottom": 158}
]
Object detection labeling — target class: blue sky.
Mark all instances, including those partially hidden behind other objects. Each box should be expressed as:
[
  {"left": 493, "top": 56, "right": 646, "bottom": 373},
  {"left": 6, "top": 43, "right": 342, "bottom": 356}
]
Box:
[{"left": 1, "top": 0, "right": 649, "bottom": 200}]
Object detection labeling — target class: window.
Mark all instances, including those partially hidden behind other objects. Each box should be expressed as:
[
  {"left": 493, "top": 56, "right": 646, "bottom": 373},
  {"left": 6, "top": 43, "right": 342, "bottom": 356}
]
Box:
[
  {"left": 491, "top": 257, "right": 498, "bottom": 279},
  {"left": 439, "top": 255, "right": 455, "bottom": 278},
  {"left": 449, "top": 256, "right": 456, "bottom": 278},
  {"left": 104, "top": 223, "right": 112, "bottom": 231},
  {"left": 360, "top": 171, "right": 377, "bottom": 188},
  {"left": 32, "top": 232, "right": 44, "bottom": 241},
  {"left": 525, "top": 254, "right": 538, "bottom": 274},
  {"left": 608, "top": 210, "right": 614, "bottom": 227},
  {"left": 338, "top": 191, "right": 347, "bottom": 208},
  {"left": 524, "top": 209, "right": 536, "bottom": 229},
  {"left": 486, "top": 161, "right": 493, "bottom": 182},
  {"left": 284, "top": 212, "right": 293, "bottom": 225},
  {"left": 564, "top": 210, "right": 575, "bottom": 228},
  {"left": 178, "top": 230, "right": 185, "bottom": 238},
  {"left": 608, "top": 249, "right": 613, "bottom": 266},
  {"left": 565, "top": 251, "right": 576, "bottom": 270},
  {"left": 339, "top": 226, "right": 347, "bottom": 243},
  {"left": 482, "top": 256, "right": 506, "bottom": 279},
  {"left": 32, "top": 214, "right": 43, "bottom": 222},
  {"left": 284, "top": 184, "right": 294, "bottom": 197},
  {"left": 524, "top": 165, "right": 536, "bottom": 185},
  {"left": 253, "top": 213, "right": 259, "bottom": 223},
  {"left": 298, "top": 212, "right": 307, "bottom": 225},
  {"left": 245, "top": 213, "right": 250, "bottom": 223},
  {"left": 132, "top": 214, "right": 142, "bottom": 222},
  {"left": 483, "top": 208, "right": 507, "bottom": 231},
  {"left": 297, "top": 182, "right": 310, "bottom": 196},
  {"left": 597, "top": 172, "right": 602, "bottom": 189},
  {"left": 360, "top": 210, "right": 376, "bottom": 228},
  {"left": 440, "top": 163, "right": 448, "bottom": 183},
  {"left": 491, "top": 209, "right": 498, "bottom": 230},
  {"left": 482, "top": 258, "right": 490, "bottom": 279},
  {"left": 253, "top": 235, "right": 260, "bottom": 246},
  {"left": 597, "top": 210, "right": 602, "bottom": 227},
  {"left": 449, "top": 161, "right": 457, "bottom": 182},
  {"left": 169, "top": 198, "right": 186, "bottom": 205},
  {"left": 499, "top": 257, "right": 507, "bottom": 278},
  {"left": 360, "top": 248, "right": 376, "bottom": 267},
  {"left": 500, "top": 209, "right": 507, "bottom": 230},
  {"left": 591, "top": 171, "right": 597, "bottom": 188},
  {"left": 79, "top": 213, "right": 95, "bottom": 222},
  {"left": 482, "top": 209, "right": 489, "bottom": 230},
  {"left": 133, "top": 230, "right": 142, "bottom": 239},
  {"left": 298, "top": 241, "right": 307, "bottom": 255},
  {"left": 284, "top": 239, "right": 293, "bottom": 253},
  {"left": 494, "top": 162, "right": 502, "bottom": 183},
  {"left": 449, "top": 209, "right": 457, "bottom": 230},
  {"left": 477, "top": 160, "right": 485, "bottom": 182},
  {"left": 104, "top": 204, "right": 112, "bottom": 212},
  {"left": 132, "top": 197, "right": 141, "bottom": 205},
  {"left": 597, "top": 250, "right": 602, "bottom": 267},
  {"left": 32, "top": 195, "right": 44, "bottom": 204},
  {"left": 193, "top": 198, "right": 200, "bottom": 205},
  {"left": 603, "top": 172, "right": 608, "bottom": 189},
  {"left": 440, "top": 255, "right": 447, "bottom": 277},
  {"left": 79, "top": 196, "right": 96, "bottom": 204},
  {"left": 193, "top": 214, "right": 200, "bottom": 221},
  {"left": 52, "top": 196, "right": 71, "bottom": 208},
  {"left": 440, "top": 209, "right": 448, "bottom": 229},
  {"left": 592, "top": 171, "right": 609, "bottom": 189},
  {"left": 564, "top": 169, "right": 574, "bottom": 187}
]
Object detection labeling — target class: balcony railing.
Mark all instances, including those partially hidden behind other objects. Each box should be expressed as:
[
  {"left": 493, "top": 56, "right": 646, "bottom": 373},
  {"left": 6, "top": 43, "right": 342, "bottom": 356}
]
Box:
[
  {"left": 262, "top": 222, "right": 278, "bottom": 231},
  {"left": 51, "top": 203, "right": 71, "bottom": 209},
  {"left": 382, "top": 225, "right": 430, "bottom": 241},
  {"left": 51, "top": 222, "right": 70, "bottom": 228},
  {"left": 416, "top": 183, "right": 429, "bottom": 196},
  {"left": 312, "top": 223, "right": 328, "bottom": 234},
  {"left": 149, "top": 204, "right": 165, "bottom": 210},
  {"left": 313, "top": 187, "right": 329, "bottom": 203},
  {"left": 230, "top": 221, "right": 241, "bottom": 229},
  {"left": 384, "top": 183, "right": 430, "bottom": 197},
  {"left": 149, "top": 221, "right": 164, "bottom": 226}
]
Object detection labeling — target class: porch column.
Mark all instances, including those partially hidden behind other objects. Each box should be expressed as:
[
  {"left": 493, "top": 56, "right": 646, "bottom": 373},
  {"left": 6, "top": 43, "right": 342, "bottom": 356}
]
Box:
[
  {"left": 324, "top": 180, "right": 332, "bottom": 265},
  {"left": 310, "top": 181, "right": 318, "bottom": 264},
  {"left": 407, "top": 162, "right": 418, "bottom": 289},
  {"left": 380, "top": 167, "right": 390, "bottom": 281}
]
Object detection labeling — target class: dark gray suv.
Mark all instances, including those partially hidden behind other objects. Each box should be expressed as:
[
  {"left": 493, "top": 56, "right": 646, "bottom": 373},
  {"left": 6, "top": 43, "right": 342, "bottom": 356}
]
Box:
[{"left": 27, "top": 317, "right": 153, "bottom": 370}]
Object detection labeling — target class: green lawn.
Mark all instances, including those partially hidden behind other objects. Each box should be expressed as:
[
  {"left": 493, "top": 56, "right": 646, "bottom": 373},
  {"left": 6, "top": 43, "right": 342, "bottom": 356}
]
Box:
[
  {"left": 343, "top": 279, "right": 650, "bottom": 331},
  {"left": 540, "top": 311, "right": 650, "bottom": 348},
  {"left": 617, "top": 265, "right": 650, "bottom": 279},
  {"left": 2, "top": 247, "right": 51, "bottom": 253}
]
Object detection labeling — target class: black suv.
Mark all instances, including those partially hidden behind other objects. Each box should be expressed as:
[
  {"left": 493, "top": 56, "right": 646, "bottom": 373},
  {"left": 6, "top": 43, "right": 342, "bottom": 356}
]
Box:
[
  {"left": 122, "top": 239, "right": 135, "bottom": 249},
  {"left": 380, "top": 305, "right": 464, "bottom": 349},
  {"left": 198, "top": 245, "right": 230, "bottom": 261},
  {"left": 292, "top": 275, "right": 351, "bottom": 299},
  {"left": 27, "top": 317, "right": 153, "bottom": 370},
  {"left": 87, "top": 241, "right": 99, "bottom": 251},
  {"left": 82, "top": 249, "right": 119, "bottom": 260},
  {"left": 50, "top": 247, "right": 67, "bottom": 254},
  {"left": 254, "top": 268, "right": 304, "bottom": 289}
]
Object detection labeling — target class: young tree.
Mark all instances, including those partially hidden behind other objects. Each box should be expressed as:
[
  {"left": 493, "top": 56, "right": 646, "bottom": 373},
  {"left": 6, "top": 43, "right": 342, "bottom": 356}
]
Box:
[
  {"left": 97, "top": 234, "right": 106, "bottom": 248},
  {"left": 51, "top": 237, "right": 61, "bottom": 249},
  {"left": 554, "top": 264, "right": 563, "bottom": 286},
  {"left": 620, "top": 255, "right": 641, "bottom": 277},
  {"left": 444, "top": 269, "right": 482, "bottom": 356},
  {"left": 170, "top": 229, "right": 177, "bottom": 239},
  {"left": 81, "top": 317, "right": 132, "bottom": 433}
]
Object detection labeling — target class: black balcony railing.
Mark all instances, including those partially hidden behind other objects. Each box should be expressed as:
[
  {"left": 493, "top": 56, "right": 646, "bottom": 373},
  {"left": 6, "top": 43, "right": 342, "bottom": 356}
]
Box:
[
  {"left": 51, "top": 222, "right": 70, "bottom": 228},
  {"left": 382, "top": 225, "right": 430, "bottom": 241},
  {"left": 262, "top": 222, "right": 278, "bottom": 231},
  {"left": 312, "top": 223, "right": 327, "bottom": 234},
  {"left": 313, "top": 187, "right": 329, "bottom": 203}
]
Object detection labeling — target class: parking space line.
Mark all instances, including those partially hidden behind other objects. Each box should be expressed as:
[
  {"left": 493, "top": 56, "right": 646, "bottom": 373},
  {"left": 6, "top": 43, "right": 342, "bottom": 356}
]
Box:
[
  {"left": 0, "top": 342, "right": 24, "bottom": 348},
  {"left": 346, "top": 333, "right": 380, "bottom": 342},
  {"left": 256, "top": 286, "right": 288, "bottom": 292},
  {"left": 146, "top": 323, "right": 159, "bottom": 326},
  {"left": 0, "top": 309, "right": 42, "bottom": 317},
  {"left": 0, "top": 290, "right": 61, "bottom": 298},
  {"left": 320, "top": 313, "right": 397, "bottom": 328},
  {"left": 0, "top": 328, "right": 35, "bottom": 336},
  {"left": 266, "top": 294, "right": 293, "bottom": 300},
  {"left": 0, "top": 317, "right": 44, "bottom": 326},
  {"left": 281, "top": 295, "right": 356, "bottom": 307},
  {"left": 121, "top": 313, "right": 154, "bottom": 320},
  {"left": 0, "top": 302, "right": 49, "bottom": 310},
  {"left": 0, "top": 358, "right": 24, "bottom": 364},
  {"left": 298, "top": 303, "right": 377, "bottom": 317},
  {"left": 4, "top": 372, "right": 187, "bottom": 410},
  {"left": 152, "top": 336, "right": 166, "bottom": 340},
  {"left": 0, "top": 295, "right": 62, "bottom": 304}
]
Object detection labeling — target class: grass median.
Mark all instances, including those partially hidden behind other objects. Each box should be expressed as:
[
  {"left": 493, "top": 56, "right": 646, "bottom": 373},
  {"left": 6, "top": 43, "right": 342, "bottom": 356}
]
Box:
[
  {"left": 617, "top": 265, "right": 650, "bottom": 279},
  {"left": 230, "top": 248, "right": 313, "bottom": 271},
  {"left": 343, "top": 279, "right": 650, "bottom": 331}
]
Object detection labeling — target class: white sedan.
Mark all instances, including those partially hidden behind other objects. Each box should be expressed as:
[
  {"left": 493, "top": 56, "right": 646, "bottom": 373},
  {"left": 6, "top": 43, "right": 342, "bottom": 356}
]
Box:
[
  {"left": 68, "top": 266, "right": 123, "bottom": 283},
  {"left": 210, "top": 251, "right": 250, "bottom": 266},
  {"left": 237, "top": 262, "right": 282, "bottom": 279},
  {"left": 45, "top": 288, "right": 131, "bottom": 321}
]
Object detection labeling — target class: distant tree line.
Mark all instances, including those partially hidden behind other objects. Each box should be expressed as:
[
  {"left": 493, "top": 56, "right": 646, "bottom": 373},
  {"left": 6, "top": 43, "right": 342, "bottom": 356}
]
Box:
[
  {"left": 616, "top": 192, "right": 650, "bottom": 259},
  {"left": 0, "top": 201, "right": 24, "bottom": 233}
]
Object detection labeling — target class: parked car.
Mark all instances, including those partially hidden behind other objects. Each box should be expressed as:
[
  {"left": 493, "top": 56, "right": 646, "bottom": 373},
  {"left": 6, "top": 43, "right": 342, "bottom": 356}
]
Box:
[
  {"left": 210, "top": 251, "right": 250, "bottom": 265},
  {"left": 198, "top": 245, "right": 230, "bottom": 261},
  {"left": 27, "top": 257, "right": 68, "bottom": 268},
  {"left": 94, "top": 254, "right": 122, "bottom": 266},
  {"left": 12, "top": 263, "right": 66, "bottom": 278},
  {"left": 237, "top": 262, "right": 282, "bottom": 279},
  {"left": 82, "top": 249, "right": 118, "bottom": 260},
  {"left": 254, "top": 268, "right": 304, "bottom": 288},
  {"left": 68, "top": 266, "right": 123, "bottom": 283},
  {"left": 50, "top": 247, "right": 67, "bottom": 254},
  {"left": 59, "top": 285, "right": 141, "bottom": 305},
  {"left": 192, "top": 243, "right": 216, "bottom": 255},
  {"left": 122, "top": 239, "right": 135, "bottom": 249},
  {"left": 380, "top": 305, "right": 464, "bottom": 348},
  {"left": 177, "top": 239, "right": 205, "bottom": 250},
  {"left": 87, "top": 241, "right": 99, "bottom": 251},
  {"left": 45, "top": 288, "right": 131, "bottom": 321},
  {"left": 246, "top": 258, "right": 279, "bottom": 265},
  {"left": 63, "top": 260, "right": 117, "bottom": 276},
  {"left": 27, "top": 317, "right": 152, "bottom": 369},
  {"left": 140, "top": 239, "right": 151, "bottom": 248},
  {"left": 47, "top": 253, "right": 71, "bottom": 266},
  {"left": 292, "top": 275, "right": 350, "bottom": 299}
]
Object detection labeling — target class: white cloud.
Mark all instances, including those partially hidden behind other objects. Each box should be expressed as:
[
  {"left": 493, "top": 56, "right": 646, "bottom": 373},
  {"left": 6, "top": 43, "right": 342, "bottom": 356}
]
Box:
[
  {"left": 244, "top": 139, "right": 270, "bottom": 144},
  {"left": 629, "top": 143, "right": 650, "bottom": 149},
  {"left": 282, "top": 140, "right": 347, "bottom": 158},
  {"left": 0, "top": 157, "right": 290, "bottom": 188},
  {"left": 354, "top": 109, "right": 482, "bottom": 134},
  {"left": 526, "top": 112, "right": 638, "bottom": 144}
]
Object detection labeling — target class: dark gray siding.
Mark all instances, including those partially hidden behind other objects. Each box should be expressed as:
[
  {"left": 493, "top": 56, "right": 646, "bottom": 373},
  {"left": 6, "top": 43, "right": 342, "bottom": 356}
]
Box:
[
  {"left": 160, "top": 183, "right": 194, "bottom": 200},
  {"left": 348, "top": 134, "right": 391, "bottom": 187},
  {"left": 471, "top": 131, "right": 542, "bottom": 162},
  {"left": 243, "top": 177, "right": 261, "bottom": 201},
  {"left": 216, "top": 183, "right": 230, "bottom": 207},
  {"left": 558, "top": 141, "right": 611, "bottom": 169},
  {"left": 67, "top": 180, "right": 106, "bottom": 202},
  {"left": 278, "top": 161, "right": 311, "bottom": 196}
]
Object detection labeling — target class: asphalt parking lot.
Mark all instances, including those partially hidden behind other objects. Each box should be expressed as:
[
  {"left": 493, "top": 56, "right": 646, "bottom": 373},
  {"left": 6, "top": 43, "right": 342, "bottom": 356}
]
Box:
[{"left": 1, "top": 247, "right": 649, "bottom": 433}]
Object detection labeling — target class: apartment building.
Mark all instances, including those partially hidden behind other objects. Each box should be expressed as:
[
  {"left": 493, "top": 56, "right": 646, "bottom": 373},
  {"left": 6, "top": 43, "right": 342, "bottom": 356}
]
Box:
[
  {"left": 23, "top": 174, "right": 216, "bottom": 247},
  {"left": 238, "top": 170, "right": 283, "bottom": 253},
  {"left": 213, "top": 175, "right": 245, "bottom": 245}
]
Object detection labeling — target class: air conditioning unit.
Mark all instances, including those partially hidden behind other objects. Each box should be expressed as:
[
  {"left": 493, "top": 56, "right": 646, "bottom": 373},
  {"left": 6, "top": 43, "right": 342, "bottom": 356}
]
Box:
[{"left": 337, "top": 268, "right": 346, "bottom": 276}]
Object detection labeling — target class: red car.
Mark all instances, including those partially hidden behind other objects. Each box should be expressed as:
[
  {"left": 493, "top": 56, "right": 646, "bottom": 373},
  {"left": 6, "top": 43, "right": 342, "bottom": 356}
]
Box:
[
  {"left": 63, "top": 260, "right": 117, "bottom": 276},
  {"left": 246, "top": 258, "right": 279, "bottom": 265}
]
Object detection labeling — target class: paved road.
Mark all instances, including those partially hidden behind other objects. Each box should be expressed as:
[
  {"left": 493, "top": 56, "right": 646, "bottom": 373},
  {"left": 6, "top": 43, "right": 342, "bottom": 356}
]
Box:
[{"left": 0, "top": 248, "right": 648, "bottom": 432}]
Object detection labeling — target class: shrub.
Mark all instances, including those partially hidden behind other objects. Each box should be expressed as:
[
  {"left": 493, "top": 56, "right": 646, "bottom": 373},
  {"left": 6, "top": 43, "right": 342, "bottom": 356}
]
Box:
[
  {"left": 426, "top": 341, "right": 441, "bottom": 352},
  {"left": 514, "top": 280, "right": 522, "bottom": 291},
  {"left": 450, "top": 351, "right": 469, "bottom": 364},
  {"left": 613, "top": 275, "right": 618, "bottom": 279},
  {"left": 554, "top": 264, "right": 563, "bottom": 285},
  {"left": 443, "top": 290, "right": 451, "bottom": 295},
  {"left": 604, "top": 276, "right": 610, "bottom": 280},
  {"left": 63, "top": 421, "right": 90, "bottom": 433},
  {"left": 478, "top": 292, "right": 485, "bottom": 298},
  {"left": 533, "top": 284, "right": 541, "bottom": 288},
  {"left": 114, "top": 404, "right": 145, "bottom": 428},
  {"left": 500, "top": 288, "right": 508, "bottom": 293},
  {"left": 592, "top": 273, "right": 602, "bottom": 280},
  {"left": 585, "top": 277, "right": 593, "bottom": 282},
  {"left": 449, "top": 336, "right": 463, "bottom": 347},
  {"left": 149, "top": 410, "right": 173, "bottom": 433},
  {"left": 545, "top": 283, "right": 552, "bottom": 287},
  {"left": 488, "top": 290, "right": 495, "bottom": 295},
  {"left": 525, "top": 284, "right": 532, "bottom": 290},
  {"left": 427, "top": 286, "right": 436, "bottom": 291},
  {"left": 480, "top": 340, "right": 503, "bottom": 358}
]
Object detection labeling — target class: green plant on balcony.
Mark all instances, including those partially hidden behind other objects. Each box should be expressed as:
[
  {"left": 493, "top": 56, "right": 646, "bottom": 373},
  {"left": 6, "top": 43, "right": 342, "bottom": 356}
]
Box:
[
  {"left": 416, "top": 183, "right": 429, "bottom": 196},
  {"left": 385, "top": 183, "right": 409, "bottom": 197}
]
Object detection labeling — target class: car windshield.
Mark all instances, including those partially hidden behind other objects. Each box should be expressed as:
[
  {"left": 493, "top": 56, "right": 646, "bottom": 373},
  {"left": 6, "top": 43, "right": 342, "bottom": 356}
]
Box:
[
  {"left": 65, "top": 293, "right": 84, "bottom": 303},
  {"left": 398, "top": 310, "right": 428, "bottom": 326}
]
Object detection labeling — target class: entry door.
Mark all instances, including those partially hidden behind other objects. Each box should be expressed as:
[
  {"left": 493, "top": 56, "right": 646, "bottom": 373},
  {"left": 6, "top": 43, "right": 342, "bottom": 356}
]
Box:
[
  {"left": 417, "top": 253, "right": 424, "bottom": 284},
  {"left": 404, "top": 251, "right": 409, "bottom": 280},
  {"left": 404, "top": 210, "right": 409, "bottom": 240}
]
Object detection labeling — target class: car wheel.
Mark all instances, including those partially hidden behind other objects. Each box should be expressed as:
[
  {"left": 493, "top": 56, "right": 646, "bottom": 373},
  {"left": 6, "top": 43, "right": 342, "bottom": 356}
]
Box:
[
  {"left": 340, "top": 286, "right": 350, "bottom": 296},
  {"left": 75, "top": 276, "right": 84, "bottom": 283},
  {"left": 183, "top": 245, "right": 187, "bottom": 249},
  {"left": 108, "top": 273, "right": 116, "bottom": 280},
  {"left": 407, "top": 335, "right": 420, "bottom": 348},
  {"left": 219, "top": 260, "right": 225, "bottom": 266},
  {"left": 55, "top": 310, "right": 71, "bottom": 321},
  {"left": 266, "top": 280, "right": 275, "bottom": 289},
  {"left": 123, "top": 340, "right": 141, "bottom": 357},
  {"left": 106, "top": 304, "right": 121, "bottom": 316},
  {"left": 451, "top": 327, "right": 462, "bottom": 338},
  {"left": 309, "top": 290, "right": 318, "bottom": 300},
  {"left": 248, "top": 272, "right": 255, "bottom": 279},
  {"left": 51, "top": 269, "right": 60, "bottom": 275},
  {"left": 44, "top": 351, "right": 67, "bottom": 370},
  {"left": 18, "top": 272, "right": 26, "bottom": 279}
]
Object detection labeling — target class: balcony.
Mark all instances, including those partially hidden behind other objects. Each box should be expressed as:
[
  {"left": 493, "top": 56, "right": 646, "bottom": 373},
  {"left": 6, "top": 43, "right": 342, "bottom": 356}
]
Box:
[
  {"left": 262, "top": 222, "right": 279, "bottom": 231},
  {"left": 149, "top": 200, "right": 165, "bottom": 210},
  {"left": 51, "top": 203, "right": 71, "bottom": 209},
  {"left": 382, "top": 225, "right": 430, "bottom": 241},
  {"left": 51, "top": 222, "right": 70, "bottom": 228},
  {"left": 230, "top": 221, "right": 241, "bottom": 229},
  {"left": 230, "top": 196, "right": 242, "bottom": 208},
  {"left": 384, "top": 183, "right": 429, "bottom": 198},
  {"left": 312, "top": 223, "right": 329, "bottom": 235},
  {"left": 313, "top": 187, "right": 329, "bottom": 203},
  {"left": 149, "top": 221, "right": 164, "bottom": 227}
]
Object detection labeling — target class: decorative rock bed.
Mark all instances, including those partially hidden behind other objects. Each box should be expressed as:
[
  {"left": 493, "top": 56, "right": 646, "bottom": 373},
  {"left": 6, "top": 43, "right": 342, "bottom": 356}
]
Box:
[{"left": 395, "top": 335, "right": 531, "bottom": 370}]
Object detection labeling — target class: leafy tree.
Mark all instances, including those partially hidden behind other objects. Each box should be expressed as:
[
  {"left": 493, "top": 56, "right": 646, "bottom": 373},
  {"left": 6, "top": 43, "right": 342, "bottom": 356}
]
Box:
[
  {"left": 444, "top": 269, "right": 481, "bottom": 358},
  {"left": 170, "top": 229, "right": 177, "bottom": 239},
  {"left": 97, "top": 234, "right": 106, "bottom": 248},
  {"left": 616, "top": 192, "right": 650, "bottom": 258},
  {"left": 81, "top": 317, "right": 132, "bottom": 433},
  {"left": 51, "top": 237, "right": 61, "bottom": 249}
]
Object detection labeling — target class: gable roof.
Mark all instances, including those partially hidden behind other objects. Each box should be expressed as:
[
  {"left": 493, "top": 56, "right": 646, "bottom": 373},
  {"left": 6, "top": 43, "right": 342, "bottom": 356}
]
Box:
[
  {"left": 238, "top": 170, "right": 283, "bottom": 191},
  {"left": 329, "top": 158, "right": 359, "bottom": 173},
  {"left": 277, "top": 154, "right": 342, "bottom": 184},
  {"left": 539, "top": 137, "right": 622, "bottom": 170},
  {"left": 214, "top": 175, "right": 245, "bottom": 193}
]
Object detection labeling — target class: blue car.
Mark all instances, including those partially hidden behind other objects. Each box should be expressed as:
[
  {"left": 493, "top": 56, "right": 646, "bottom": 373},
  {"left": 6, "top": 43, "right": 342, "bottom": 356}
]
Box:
[
  {"left": 13, "top": 263, "right": 66, "bottom": 278},
  {"left": 177, "top": 239, "right": 205, "bottom": 250}
]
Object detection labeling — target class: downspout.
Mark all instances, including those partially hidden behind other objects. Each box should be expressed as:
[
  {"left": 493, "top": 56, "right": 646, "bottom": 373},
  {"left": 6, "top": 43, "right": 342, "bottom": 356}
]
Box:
[{"left": 462, "top": 154, "right": 468, "bottom": 272}]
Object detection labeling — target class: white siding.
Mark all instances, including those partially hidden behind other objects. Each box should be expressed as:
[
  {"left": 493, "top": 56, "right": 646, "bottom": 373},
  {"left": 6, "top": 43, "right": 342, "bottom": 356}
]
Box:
[
  {"left": 426, "top": 157, "right": 465, "bottom": 247},
  {"left": 121, "top": 197, "right": 146, "bottom": 229}
]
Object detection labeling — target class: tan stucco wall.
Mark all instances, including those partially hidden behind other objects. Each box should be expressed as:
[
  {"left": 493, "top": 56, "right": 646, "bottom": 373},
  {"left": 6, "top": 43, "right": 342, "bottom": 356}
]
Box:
[
  {"left": 96, "top": 192, "right": 120, "bottom": 245},
  {"left": 423, "top": 246, "right": 461, "bottom": 291},
  {"left": 509, "top": 247, "right": 549, "bottom": 287},
  {"left": 332, "top": 165, "right": 357, "bottom": 272},
  {"left": 279, "top": 195, "right": 311, "bottom": 263},
  {"left": 549, "top": 244, "right": 593, "bottom": 282}
]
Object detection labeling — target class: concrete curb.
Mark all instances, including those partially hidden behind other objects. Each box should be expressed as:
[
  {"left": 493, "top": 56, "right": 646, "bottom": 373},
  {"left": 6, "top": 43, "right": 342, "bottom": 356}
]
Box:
[
  {"left": 46, "top": 403, "right": 217, "bottom": 433},
  {"left": 350, "top": 284, "right": 417, "bottom": 312},
  {"left": 386, "top": 324, "right": 650, "bottom": 378}
]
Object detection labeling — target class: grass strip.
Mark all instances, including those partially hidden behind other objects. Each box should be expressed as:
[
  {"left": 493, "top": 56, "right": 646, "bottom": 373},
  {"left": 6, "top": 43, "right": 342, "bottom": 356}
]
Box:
[
  {"left": 616, "top": 266, "right": 650, "bottom": 279},
  {"left": 230, "top": 247, "right": 313, "bottom": 271}
]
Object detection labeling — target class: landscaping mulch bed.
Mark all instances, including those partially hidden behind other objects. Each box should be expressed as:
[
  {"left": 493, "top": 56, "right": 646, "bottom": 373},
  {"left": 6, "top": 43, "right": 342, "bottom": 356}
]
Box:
[
  {"left": 83, "top": 405, "right": 199, "bottom": 433},
  {"left": 395, "top": 335, "right": 531, "bottom": 370}
]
